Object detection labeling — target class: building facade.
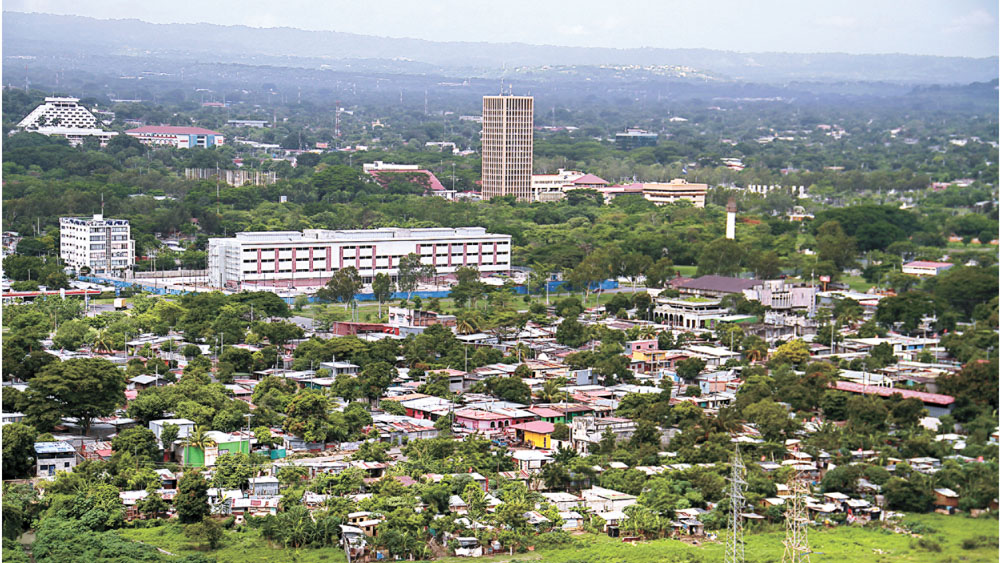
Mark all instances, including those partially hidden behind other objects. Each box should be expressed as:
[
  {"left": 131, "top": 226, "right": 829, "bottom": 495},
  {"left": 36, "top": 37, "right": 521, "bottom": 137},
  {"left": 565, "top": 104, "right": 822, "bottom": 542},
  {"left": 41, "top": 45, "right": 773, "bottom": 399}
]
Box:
[
  {"left": 17, "top": 97, "right": 118, "bottom": 146},
  {"left": 642, "top": 179, "right": 708, "bottom": 208},
  {"left": 59, "top": 214, "right": 135, "bottom": 275},
  {"left": 615, "top": 128, "right": 658, "bottom": 150},
  {"left": 207, "top": 227, "right": 512, "bottom": 289},
  {"left": 481, "top": 95, "right": 533, "bottom": 201},
  {"left": 125, "top": 125, "right": 224, "bottom": 148}
]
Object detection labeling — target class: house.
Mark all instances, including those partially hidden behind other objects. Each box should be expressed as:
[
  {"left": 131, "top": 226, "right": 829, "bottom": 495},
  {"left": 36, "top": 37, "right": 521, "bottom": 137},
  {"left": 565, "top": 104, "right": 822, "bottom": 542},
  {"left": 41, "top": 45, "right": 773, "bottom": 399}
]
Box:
[
  {"left": 571, "top": 417, "right": 637, "bottom": 454},
  {"left": 449, "top": 495, "right": 469, "bottom": 514},
  {"left": 182, "top": 431, "right": 252, "bottom": 467},
  {"left": 901, "top": 261, "right": 953, "bottom": 277},
  {"left": 540, "top": 492, "right": 584, "bottom": 511},
  {"left": 933, "top": 488, "right": 960, "bottom": 514},
  {"left": 582, "top": 486, "right": 637, "bottom": 513},
  {"left": 149, "top": 418, "right": 195, "bottom": 444},
  {"left": 35, "top": 441, "right": 77, "bottom": 478},
  {"left": 231, "top": 497, "right": 280, "bottom": 517},
  {"left": 511, "top": 421, "right": 555, "bottom": 449},
  {"left": 511, "top": 449, "right": 553, "bottom": 471},
  {"left": 527, "top": 406, "right": 566, "bottom": 424},
  {"left": 559, "top": 511, "right": 584, "bottom": 530},
  {"left": 248, "top": 476, "right": 280, "bottom": 496}
]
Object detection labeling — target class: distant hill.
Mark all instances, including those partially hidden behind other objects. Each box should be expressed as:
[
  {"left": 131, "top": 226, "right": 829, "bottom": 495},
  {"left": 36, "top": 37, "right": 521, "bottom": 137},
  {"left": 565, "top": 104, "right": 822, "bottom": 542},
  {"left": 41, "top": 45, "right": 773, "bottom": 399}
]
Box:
[{"left": 3, "top": 11, "right": 997, "bottom": 84}]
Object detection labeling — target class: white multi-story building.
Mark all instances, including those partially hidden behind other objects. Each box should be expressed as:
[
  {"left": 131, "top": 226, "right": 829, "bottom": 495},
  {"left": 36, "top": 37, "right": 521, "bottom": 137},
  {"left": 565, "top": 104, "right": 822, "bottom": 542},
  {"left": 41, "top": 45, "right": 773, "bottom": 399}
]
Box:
[
  {"left": 59, "top": 215, "right": 135, "bottom": 275},
  {"left": 17, "top": 97, "right": 118, "bottom": 147},
  {"left": 481, "top": 95, "right": 533, "bottom": 201},
  {"left": 207, "top": 227, "right": 512, "bottom": 290}
]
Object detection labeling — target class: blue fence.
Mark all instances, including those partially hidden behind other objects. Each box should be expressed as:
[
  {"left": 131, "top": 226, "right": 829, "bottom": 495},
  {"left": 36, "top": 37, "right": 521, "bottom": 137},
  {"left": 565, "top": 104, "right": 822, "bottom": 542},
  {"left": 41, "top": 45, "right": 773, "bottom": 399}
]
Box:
[
  {"left": 78, "top": 276, "right": 188, "bottom": 296},
  {"left": 76, "top": 275, "right": 619, "bottom": 303}
]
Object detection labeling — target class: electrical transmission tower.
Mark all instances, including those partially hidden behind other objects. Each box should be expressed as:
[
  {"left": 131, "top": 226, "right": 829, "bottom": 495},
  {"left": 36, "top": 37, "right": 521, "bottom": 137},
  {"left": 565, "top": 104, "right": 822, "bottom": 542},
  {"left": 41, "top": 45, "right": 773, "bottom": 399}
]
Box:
[
  {"left": 725, "top": 446, "right": 747, "bottom": 563},
  {"left": 782, "top": 472, "right": 812, "bottom": 563}
]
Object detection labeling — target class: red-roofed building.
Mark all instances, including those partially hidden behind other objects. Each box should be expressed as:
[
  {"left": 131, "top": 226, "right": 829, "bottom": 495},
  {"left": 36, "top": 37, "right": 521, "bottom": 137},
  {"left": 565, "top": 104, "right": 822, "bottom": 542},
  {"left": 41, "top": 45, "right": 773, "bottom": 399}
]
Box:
[
  {"left": 901, "top": 261, "right": 954, "bottom": 277},
  {"left": 125, "top": 125, "right": 224, "bottom": 148},
  {"left": 832, "top": 381, "right": 955, "bottom": 416},
  {"left": 368, "top": 169, "right": 455, "bottom": 200}
]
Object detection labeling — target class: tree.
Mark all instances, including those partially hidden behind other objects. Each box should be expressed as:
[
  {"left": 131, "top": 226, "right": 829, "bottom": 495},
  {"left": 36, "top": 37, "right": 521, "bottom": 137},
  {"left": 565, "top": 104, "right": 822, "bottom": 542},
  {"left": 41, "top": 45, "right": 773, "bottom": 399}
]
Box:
[
  {"left": 319, "top": 266, "right": 361, "bottom": 308},
  {"left": 675, "top": 357, "right": 706, "bottom": 380},
  {"left": 359, "top": 361, "right": 396, "bottom": 406},
  {"left": 743, "top": 400, "right": 795, "bottom": 443},
  {"left": 2, "top": 423, "right": 37, "bottom": 479},
  {"left": 252, "top": 320, "right": 304, "bottom": 346},
  {"left": 52, "top": 319, "right": 93, "bottom": 351},
  {"left": 555, "top": 316, "right": 588, "bottom": 348},
  {"left": 645, "top": 257, "right": 676, "bottom": 289},
  {"left": 111, "top": 427, "right": 159, "bottom": 462},
  {"left": 697, "top": 238, "right": 745, "bottom": 276},
  {"left": 486, "top": 377, "right": 531, "bottom": 404},
  {"left": 176, "top": 469, "right": 211, "bottom": 523},
  {"left": 213, "top": 452, "right": 258, "bottom": 489},
  {"left": 396, "top": 253, "right": 423, "bottom": 300},
  {"left": 22, "top": 358, "right": 126, "bottom": 434},
  {"left": 372, "top": 273, "right": 395, "bottom": 317},
  {"left": 161, "top": 423, "right": 180, "bottom": 451},
  {"left": 567, "top": 253, "right": 607, "bottom": 306},
  {"left": 816, "top": 220, "right": 858, "bottom": 270},
  {"left": 770, "top": 339, "right": 810, "bottom": 367},
  {"left": 657, "top": 331, "right": 675, "bottom": 350},
  {"left": 139, "top": 484, "right": 169, "bottom": 520},
  {"left": 283, "top": 390, "right": 330, "bottom": 442},
  {"left": 185, "top": 517, "right": 223, "bottom": 550}
]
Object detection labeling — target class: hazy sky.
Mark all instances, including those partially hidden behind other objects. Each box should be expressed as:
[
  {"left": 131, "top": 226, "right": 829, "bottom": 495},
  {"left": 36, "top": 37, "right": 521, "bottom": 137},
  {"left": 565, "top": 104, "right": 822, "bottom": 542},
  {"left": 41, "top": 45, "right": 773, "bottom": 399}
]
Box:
[{"left": 5, "top": 0, "right": 998, "bottom": 57}]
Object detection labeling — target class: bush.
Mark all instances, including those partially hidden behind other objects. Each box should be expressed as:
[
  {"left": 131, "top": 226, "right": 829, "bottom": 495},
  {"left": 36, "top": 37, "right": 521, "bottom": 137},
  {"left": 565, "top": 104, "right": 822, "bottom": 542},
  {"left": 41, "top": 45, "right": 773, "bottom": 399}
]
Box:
[
  {"left": 961, "top": 535, "right": 996, "bottom": 549},
  {"left": 915, "top": 538, "right": 942, "bottom": 552}
]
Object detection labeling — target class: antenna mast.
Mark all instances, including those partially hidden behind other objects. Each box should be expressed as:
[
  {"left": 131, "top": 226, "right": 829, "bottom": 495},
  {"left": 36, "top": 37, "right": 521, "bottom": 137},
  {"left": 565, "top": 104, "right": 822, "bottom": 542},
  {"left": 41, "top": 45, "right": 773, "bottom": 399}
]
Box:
[
  {"left": 782, "top": 472, "right": 811, "bottom": 563},
  {"left": 724, "top": 445, "right": 746, "bottom": 563}
]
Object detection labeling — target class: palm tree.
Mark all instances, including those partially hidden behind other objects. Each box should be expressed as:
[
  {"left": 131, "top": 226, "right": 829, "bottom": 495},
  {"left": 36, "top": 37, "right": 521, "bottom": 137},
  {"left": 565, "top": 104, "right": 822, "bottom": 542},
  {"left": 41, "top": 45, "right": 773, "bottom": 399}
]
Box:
[
  {"left": 92, "top": 329, "right": 114, "bottom": 354},
  {"left": 181, "top": 425, "right": 217, "bottom": 465},
  {"left": 636, "top": 325, "right": 657, "bottom": 340},
  {"left": 511, "top": 342, "right": 532, "bottom": 362},
  {"left": 537, "top": 378, "right": 569, "bottom": 404},
  {"left": 455, "top": 311, "right": 482, "bottom": 335}
]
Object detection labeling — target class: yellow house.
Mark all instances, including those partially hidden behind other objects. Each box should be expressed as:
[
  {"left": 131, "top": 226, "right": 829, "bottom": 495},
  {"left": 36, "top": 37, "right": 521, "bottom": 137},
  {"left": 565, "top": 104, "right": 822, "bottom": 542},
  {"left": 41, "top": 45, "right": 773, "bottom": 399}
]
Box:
[{"left": 512, "top": 421, "right": 555, "bottom": 449}]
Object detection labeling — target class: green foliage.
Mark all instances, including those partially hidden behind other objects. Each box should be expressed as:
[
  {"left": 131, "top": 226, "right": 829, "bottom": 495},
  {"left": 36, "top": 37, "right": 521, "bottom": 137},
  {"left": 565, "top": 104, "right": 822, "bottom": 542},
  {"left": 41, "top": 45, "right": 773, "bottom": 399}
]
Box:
[
  {"left": 176, "top": 470, "right": 210, "bottom": 524},
  {"left": 22, "top": 357, "right": 126, "bottom": 434}
]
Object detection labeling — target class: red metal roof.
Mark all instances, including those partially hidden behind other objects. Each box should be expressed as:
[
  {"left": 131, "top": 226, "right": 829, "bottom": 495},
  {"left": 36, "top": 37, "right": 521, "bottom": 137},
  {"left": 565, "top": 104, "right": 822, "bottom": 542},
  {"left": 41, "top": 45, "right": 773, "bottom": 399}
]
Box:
[
  {"left": 2, "top": 289, "right": 101, "bottom": 298},
  {"left": 369, "top": 169, "right": 448, "bottom": 191},
  {"left": 572, "top": 173, "right": 609, "bottom": 186},
  {"left": 126, "top": 125, "right": 222, "bottom": 135},
  {"left": 527, "top": 407, "right": 564, "bottom": 418},
  {"left": 832, "top": 381, "right": 954, "bottom": 405},
  {"left": 510, "top": 421, "right": 555, "bottom": 434}
]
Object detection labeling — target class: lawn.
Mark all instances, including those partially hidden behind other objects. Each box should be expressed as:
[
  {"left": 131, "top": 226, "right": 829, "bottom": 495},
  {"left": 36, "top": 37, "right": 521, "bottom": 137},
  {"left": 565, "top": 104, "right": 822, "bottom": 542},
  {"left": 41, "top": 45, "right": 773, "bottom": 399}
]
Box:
[
  {"left": 118, "top": 524, "right": 348, "bottom": 563},
  {"left": 117, "top": 513, "right": 997, "bottom": 563},
  {"left": 841, "top": 274, "right": 873, "bottom": 293}
]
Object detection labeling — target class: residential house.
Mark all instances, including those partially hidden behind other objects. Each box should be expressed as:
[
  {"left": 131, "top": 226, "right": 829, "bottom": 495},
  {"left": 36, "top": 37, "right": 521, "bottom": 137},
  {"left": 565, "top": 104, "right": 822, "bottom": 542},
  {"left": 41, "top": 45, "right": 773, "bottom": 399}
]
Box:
[{"left": 35, "top": 441, "right": 78, "bottom": 478}]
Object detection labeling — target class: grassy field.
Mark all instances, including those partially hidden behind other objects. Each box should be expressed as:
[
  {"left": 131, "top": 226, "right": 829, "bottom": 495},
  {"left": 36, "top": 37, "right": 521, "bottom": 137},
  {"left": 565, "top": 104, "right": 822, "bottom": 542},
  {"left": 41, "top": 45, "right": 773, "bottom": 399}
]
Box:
[
  {"left": 841, "top": 274, "right": 873, "bottom": 293},
  {"left": 118, "top": 513, "right": 997, "bottom": 563},
  {"left": 119, "top": 524, "right": 348, "bottom": 562}
]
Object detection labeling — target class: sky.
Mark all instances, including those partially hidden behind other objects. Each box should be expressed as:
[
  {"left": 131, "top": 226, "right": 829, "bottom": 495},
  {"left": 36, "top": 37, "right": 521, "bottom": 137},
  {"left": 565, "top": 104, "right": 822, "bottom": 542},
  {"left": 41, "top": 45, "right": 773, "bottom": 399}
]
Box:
[{"left": 4, "top": 0, "right": 998, "bottom": 58}]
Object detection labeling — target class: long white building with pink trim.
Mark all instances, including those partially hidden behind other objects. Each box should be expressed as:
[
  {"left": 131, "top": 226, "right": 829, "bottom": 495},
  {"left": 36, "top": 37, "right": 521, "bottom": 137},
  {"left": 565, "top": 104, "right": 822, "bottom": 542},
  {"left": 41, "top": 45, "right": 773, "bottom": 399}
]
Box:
[{"left": 207, "top": 227, "right": 511, "bottom": 290}]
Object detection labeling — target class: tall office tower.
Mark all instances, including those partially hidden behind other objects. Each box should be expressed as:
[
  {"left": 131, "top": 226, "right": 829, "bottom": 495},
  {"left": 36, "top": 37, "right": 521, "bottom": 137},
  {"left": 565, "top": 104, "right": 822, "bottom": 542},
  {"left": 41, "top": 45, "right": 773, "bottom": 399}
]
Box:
[{"left": 481, "top": 95, "right": 533, "bottom": 201}]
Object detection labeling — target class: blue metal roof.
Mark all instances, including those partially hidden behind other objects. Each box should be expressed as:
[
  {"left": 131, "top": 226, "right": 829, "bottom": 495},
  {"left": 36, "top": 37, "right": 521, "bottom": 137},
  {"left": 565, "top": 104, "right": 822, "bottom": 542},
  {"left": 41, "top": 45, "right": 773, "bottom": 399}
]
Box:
[{"left": 34, "top": 441, "right": 76, "bottom": 454}]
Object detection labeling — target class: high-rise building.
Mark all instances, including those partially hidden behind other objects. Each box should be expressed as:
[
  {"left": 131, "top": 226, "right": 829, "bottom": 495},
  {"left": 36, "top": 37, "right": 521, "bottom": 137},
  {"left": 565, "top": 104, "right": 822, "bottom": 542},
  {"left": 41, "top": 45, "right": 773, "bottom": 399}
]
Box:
[
  {"left": 481, "top": 95, "right": 533, "bottom": 201},
  {"left": 59, "top": 215, "right": 135, "bottom": 275}
]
